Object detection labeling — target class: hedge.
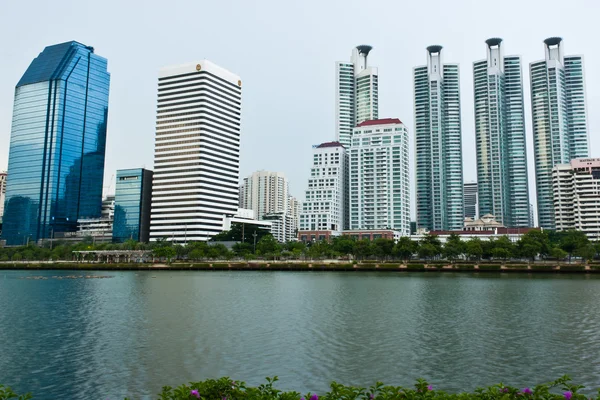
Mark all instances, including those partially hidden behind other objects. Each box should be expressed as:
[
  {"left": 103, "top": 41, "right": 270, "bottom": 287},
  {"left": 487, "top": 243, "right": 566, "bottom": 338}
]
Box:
[
  {"left": 478, "top": 264, "right": 502, "bottom": 271},
  {"left": 1, "top": 375, "right": 593, "bottom": 400},
  {"left": 406, "top": 264, "right": 425, "bottom": 270}
]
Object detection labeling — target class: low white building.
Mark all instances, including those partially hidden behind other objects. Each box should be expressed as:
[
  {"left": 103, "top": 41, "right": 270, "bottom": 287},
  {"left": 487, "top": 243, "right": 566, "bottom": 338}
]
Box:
[
  {"left": 222, "top": 208, "right": 271, "bottom": 239},
  {"left": 299, "top": 142, "right": 348, "bottom": 236},
  {"left": 349, "top": 118, "right": 410, "bottom": 235},
  {"left": 463, "top": 214, "right": 504, "bottom": 231},
  {"left": 553, "top": 158, "right": 600, "bottom": 240}
]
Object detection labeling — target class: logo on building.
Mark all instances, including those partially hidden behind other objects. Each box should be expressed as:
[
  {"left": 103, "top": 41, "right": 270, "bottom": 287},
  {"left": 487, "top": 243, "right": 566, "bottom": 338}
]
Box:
[
  {"left": 238, "top": 80, "right": 242, "bottom": 87},
  {"left": 196, "top": 64, "right": 202, "bottom": 71}
]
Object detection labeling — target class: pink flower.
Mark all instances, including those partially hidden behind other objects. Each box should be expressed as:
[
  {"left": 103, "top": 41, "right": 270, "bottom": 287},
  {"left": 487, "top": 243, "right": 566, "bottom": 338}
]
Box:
[
  {"left": 428, "top": 385, "right": 433, "bottom": 391},
  {"left": 564, "top": 392, "right": 573, "bottom": 400},
  {"left": 190, "top": 389, "right": 200, "bottom": 398}
]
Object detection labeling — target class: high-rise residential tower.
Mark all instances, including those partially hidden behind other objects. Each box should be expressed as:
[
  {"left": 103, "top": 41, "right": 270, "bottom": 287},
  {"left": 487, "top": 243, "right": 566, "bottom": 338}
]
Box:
[
  {"left": 113, "top": 168, "right": 153, "bottom": 243},
  {"left": 473, "top": 38, "right": 531, "bottom": 227},
  {"left": 150, "top": 60, "right": 242, "bottom": 242},
  {"left": 349, "top": 119, "right": 410, "bottom": 235},
  {"left": 239, "top": 171, "right": 289, "bottom": 220},
  {"left": 530, "top": 37, "right": 589, "bottom": 229},
  {"left": 1, "top": 41, "right": 110, "bottom": 246},
  {"left": 552, "top": 158, "right": 600, "bottom": 240},
  {"left": 299, "top": 142, "right": 348, "bottom": 239},
  {"left": 335, "top": 45, "right": 378, "bottom": 147},
  {"left": 463, "top": 181, "right": 479, "bottom": 220},
  {"left": 414, "top": 45, "right": 464, "bottom": 231}
]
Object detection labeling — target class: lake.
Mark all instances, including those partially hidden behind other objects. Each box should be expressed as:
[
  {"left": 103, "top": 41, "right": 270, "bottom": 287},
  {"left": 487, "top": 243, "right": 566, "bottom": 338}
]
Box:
[{"left": 1, "top": 270, "right": 600, "bottom": 399}]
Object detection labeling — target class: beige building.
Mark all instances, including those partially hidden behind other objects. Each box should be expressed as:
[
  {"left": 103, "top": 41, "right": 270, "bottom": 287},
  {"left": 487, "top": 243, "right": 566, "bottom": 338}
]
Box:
[
  {"left": 464, "top": 214, "right": 504, "bottom": 231},
  {"left": 553, "top": 158, "right": 600, "bottom": 240}
]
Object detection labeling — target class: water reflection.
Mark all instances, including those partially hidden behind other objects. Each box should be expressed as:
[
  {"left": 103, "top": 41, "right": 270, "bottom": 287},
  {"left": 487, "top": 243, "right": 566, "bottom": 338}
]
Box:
[{"left": 1, "top": 271, "right": 600, "bottom": 399}]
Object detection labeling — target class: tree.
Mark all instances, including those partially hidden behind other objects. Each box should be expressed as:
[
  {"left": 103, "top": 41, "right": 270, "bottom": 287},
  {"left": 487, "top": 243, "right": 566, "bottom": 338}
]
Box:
[
  {"left": 550, "top": 246, "right": 568, "bottom": 261},
  {"left": 12, "top": 253, "right": 22, "bottom": 261},
  {"left": 575, "top": 243, "right": 595, "bottom": 262},
  {"left": 256, "top": 235, "right": 281, "bottom": 257},
  {"left": 353, "top": 239, "right": 373, "bottom": 260},
  {"left": 443, "top": 233, "right": 465, "bottom": 261},
  {"left": 393, "top": 237, "right": 416, "bottom": 262},
  {"left": 520, "top": 230, "right": 551, "bottom": 258},
  {"left": 559, "top": 230, "right": 589, "bottom": 262},
  {"left": 465, "top": 239, "right": 483, "bottom": 261},
  {"left": 417, "top": 243, "right": 438, "bottom": 260},
  {"left": 494, "top": 236, "right": 515, "bottom": 260},
  {"left": 372, "top": 238, "right": 394, "bottom": 261},
  {"left": 232, "top": 242, "right": 253, "bottom": 257},
  {"left": 332, "top": 236, "right": 355, "bottom": 258}
]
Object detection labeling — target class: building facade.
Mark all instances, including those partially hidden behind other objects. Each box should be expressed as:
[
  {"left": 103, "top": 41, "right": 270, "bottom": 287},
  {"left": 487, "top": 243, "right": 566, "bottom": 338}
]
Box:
[
  {"left": 299, "top": 142, "right": 348, "bottom": 236},
  {"left": 349, "top": 119, "right": 410, "bottom": 235},
  {"left": 113, "top": 168, "right": 153, "bottom": 243},
  {"left": 0, "top": 172, "right": 6, "bottom": 222},
  {"left": 414, "top": 45, "right": 464, "bottom": 231},
  {"left": 239, "top": 171, "right": 289, "bottom": 220},
  {"left": 149, "top": 60, "right": 242, "bottom": 242},
  {"left": 473, "top": 38, "right": 531, "bottom": 227},
  {"left": 335, "top": 45, "right": 379, "bottom": 147},
  {"left": 530, "top": 37, "right": 589, "bottom": 229},
  {"left": 463, "top": 181, "right": 478, "bottom": 220},
  {"left": 552, "top": 158, "right": 600, "bottom": 240},
  {"left": 262, "top": 212, "right": 294, "bottom": 243},
  {"left": 288, "top": 196, "right": 301, "bottom": 239},
  {"left": 1, "top": 41, "right": 110, "bottom": 246}
]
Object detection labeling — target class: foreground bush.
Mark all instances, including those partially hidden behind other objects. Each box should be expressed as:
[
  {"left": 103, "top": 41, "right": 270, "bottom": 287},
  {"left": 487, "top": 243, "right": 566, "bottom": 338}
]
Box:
[{"left": 2, "top": 376, "right": 598, "bottom": 400}]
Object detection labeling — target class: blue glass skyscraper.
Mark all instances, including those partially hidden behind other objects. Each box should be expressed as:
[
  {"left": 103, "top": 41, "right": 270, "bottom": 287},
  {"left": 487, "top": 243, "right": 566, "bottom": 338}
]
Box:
[
  {"left": 113, "top": 169, "right": 153, "bottom": 243},
  {"left": 1, "top": 41, "right": 110, "bottom": 245}
]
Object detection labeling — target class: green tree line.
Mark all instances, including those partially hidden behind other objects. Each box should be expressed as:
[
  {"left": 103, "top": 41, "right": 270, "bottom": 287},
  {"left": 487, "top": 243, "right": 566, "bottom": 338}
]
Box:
[{"left": 0, "top": 229, "right": 598, "bottom": 263}]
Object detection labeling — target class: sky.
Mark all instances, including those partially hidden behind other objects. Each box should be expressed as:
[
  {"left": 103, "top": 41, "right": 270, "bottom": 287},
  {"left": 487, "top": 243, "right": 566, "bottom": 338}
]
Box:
[{"left": 0, "top": 0, "right": 598, "bottom": 223}]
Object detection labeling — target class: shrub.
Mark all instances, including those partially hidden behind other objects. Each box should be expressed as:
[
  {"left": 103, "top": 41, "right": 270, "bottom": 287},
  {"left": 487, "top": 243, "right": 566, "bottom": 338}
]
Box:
[
  {"left": 2, "top": 375, "right": 585, "bottom": 400},
  {"left": 377, "top": 264, "right": 401, "bottom": 269},
  {"left": 406, "top": 264, "right": 425, "bottom": 270},
  {"left": 478, "top": 264, "right": 502, "bottom": 271},
  {"left": 531, "top": 265, "right": 555, "bottom": 271},
  {"left": 361, "top": 260, "right": 378, "bottom": 264}
]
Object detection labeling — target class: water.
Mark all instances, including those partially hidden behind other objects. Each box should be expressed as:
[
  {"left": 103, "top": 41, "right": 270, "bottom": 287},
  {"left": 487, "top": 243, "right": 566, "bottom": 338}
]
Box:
[{"left": 1, "top": 270, "right": 600, "bottom": 399}]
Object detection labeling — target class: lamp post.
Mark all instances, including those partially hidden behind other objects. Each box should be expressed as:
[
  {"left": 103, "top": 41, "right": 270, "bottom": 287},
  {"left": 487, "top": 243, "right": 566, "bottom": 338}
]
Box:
[{"left": 253, "top": 231, "right": 258, "bottom": 253}]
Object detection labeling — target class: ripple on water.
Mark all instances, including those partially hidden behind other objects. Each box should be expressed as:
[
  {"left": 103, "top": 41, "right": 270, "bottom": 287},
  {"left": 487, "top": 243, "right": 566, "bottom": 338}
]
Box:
[{"left": 1, "top": 271, "right": 600, "bottom": 399}]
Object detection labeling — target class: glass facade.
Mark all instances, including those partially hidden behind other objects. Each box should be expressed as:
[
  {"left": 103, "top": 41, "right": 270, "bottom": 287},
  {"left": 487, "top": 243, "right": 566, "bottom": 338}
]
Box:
[
  {"left": 1, "top": 41, "right": 110, "bottom": 245},
  {"left": 530, "top": 38, "right": 589, "bottom": 229},
  {"left": 473, "top": 40, "right": 531, "bottom": 228},
  {"left": 414, "top": 46, "right": 464, "bottom": 232},
  {"left": 113, "top": 169, "right": 153, "bottom": 243}
]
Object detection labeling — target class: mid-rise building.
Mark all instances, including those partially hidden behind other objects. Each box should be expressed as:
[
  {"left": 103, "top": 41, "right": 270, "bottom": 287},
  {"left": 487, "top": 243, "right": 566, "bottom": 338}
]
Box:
[
  {"left": 113, "top": 168, "right": 153, "bottom": 243},
  {"left": 335, "top": 45, "right": 378, "bottom": 147},
  {"left": 299, "top": 142, "right": 348, "bottom": 237},
  {"left": 473, "top": 38, "right": 531, "bottom": 227},
  {"left": 1, "top": 41, "right": 110, "bottom": 246},
  {"left": 553, "top": 158, "right": 600, "bottom": 240},
  {"left": 414, "top": 45, "right": 464, "bottom": 231},
  {"left": 240, "top": 171, "right": 289, "bottom": 220},
  {"left": 463, "top": 181, "right": 479, "bottom": 220},
  {"left": 262, "top": 212, "right": 294, "bottom": 243},
  {"left": 530, "top": 37, "right": 589, "bottom": 229},
  {"left": 0, "top": 172, "right": 6, "bottom": 221},
  {"left": 288, "top": 196, "right": 301, "bottom": 238},
  {"left": 349, "top": 119, "right": 410, "bottom": 235},
  {"left": 150, "top": 60, "right": 242, "bottom": 242}
]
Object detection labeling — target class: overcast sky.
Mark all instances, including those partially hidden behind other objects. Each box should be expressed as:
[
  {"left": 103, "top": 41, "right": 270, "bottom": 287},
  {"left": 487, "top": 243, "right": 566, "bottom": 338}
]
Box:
[{"left": 0, "top": 0, "right": 598, "bottom": 222}]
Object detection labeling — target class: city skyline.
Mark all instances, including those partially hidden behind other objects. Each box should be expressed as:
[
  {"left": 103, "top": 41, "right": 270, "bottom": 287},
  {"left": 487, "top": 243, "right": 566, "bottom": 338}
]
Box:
[{"left": 0, "top": 0, "right": 599, "bottom": 227}]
